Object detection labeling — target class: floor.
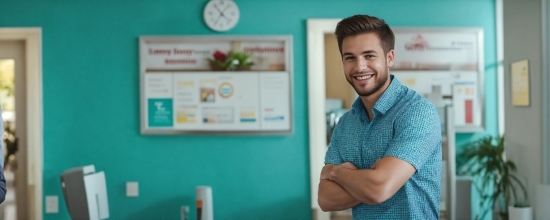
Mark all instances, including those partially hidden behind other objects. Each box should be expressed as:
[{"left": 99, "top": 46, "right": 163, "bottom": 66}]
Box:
[{"left": 0, "top": 169, "right": 16, "bottom": 220}]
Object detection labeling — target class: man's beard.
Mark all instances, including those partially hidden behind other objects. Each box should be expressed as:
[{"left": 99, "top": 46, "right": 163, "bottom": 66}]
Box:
[{"left": 348, "top": 67, "right": 389, "bottom": 97}]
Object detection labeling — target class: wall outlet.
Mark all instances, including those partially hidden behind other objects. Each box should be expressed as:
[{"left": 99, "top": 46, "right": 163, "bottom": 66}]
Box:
[
  {"left": 181, "top": 205, "right": 189, "bottom": 220},
  {"left": 45, "top": 195, "right": 58, "bottom": 213},
  {"left": 126, "top": 181, "right": 139, "bottom": 197}
]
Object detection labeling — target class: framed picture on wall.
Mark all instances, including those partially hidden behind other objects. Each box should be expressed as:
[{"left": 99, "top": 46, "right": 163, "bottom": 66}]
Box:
[
  {"left": 139, "top": 36, "right": 294, "bottom": 135},
  {"left": 391, "top": 28, "right": 485, "bottom": 133}
]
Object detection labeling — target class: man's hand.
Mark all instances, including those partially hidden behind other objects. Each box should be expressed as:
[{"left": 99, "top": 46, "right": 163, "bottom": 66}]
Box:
[
  {"left": 321, "top": 162, "right": 358, "bottom": 181},
  {"left": 318, "top": 163, "right": 362, "bottom": 211},
  {"left": 330, "top": 157, "right": 417, "bottom": 205},
  {"left": 340, "top": 162, "right": 357, "bottom": 170},
  {"left": 320, "top": 164, "right": 334, "bottom": 181}
]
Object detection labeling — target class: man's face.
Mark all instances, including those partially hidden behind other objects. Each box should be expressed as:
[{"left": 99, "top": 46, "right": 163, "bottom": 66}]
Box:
[{"left": 341, "top": 32, "right": 394, "bottom": 97}]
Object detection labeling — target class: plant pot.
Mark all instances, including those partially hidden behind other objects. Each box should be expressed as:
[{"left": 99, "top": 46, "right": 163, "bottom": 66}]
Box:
[
  {"left": 508, "top": 206, "right": 532, "bottom": 220},
  {"left": 208, "top": 60, "right": 225, "bottom": 71},
  {"left": 235, "top": 66, "right": 251, "bottom": 71}
]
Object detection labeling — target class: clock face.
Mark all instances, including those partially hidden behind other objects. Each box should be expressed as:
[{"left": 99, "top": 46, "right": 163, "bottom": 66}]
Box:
[{"left": 203, "top": 0, "right": 240, "bottom": 32}]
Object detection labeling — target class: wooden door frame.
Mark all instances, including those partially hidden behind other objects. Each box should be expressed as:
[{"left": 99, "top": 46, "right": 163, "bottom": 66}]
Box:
[{"left": 0, "top": 28, "right": 43, "bottom": 220}]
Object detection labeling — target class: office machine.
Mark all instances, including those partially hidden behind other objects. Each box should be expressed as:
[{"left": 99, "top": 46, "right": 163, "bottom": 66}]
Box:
[{"left": 60, "top": 164, "right": 109, "bottom": 220}]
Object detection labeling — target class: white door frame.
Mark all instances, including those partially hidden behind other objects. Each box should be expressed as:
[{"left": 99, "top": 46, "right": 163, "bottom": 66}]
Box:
[
  {"left": 0, "top": 28, "right": 43, "bottom": 220},
  {"left": 542, "top": 0, "right": 550, "bottom": 185},
  {"left": 307, "top": 19, "right": 340, "bottom": 220}
]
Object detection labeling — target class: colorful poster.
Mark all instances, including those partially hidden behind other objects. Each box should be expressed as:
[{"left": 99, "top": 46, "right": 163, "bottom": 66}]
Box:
[{"left": 147, "top": 99, "right": 173, "bottom": 127}]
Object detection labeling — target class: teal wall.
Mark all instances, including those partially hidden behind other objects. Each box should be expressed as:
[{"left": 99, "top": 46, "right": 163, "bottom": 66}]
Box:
[{"left": 0, "top": 0, "right": 496, "bottom": 219}]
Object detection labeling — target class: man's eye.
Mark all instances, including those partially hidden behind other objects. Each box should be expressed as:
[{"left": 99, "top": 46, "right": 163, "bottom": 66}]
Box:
[
  {"left": 365, "top": 55, "right": 375, "bottom": 58},
  {"left": 344, "top": 57, "right": 354, "bottom": 61}
]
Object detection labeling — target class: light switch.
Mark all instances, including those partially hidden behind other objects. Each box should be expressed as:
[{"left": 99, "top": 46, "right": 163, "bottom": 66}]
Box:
[
  {"left": 45, "top": 195, "right": 58, "bottom": 213},
  {"left": 126, "top": 182, "right": 139, "bottom": 197}
]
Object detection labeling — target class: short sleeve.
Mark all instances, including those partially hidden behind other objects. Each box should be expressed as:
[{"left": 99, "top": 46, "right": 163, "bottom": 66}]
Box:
[
  {"left": 324, "top": 116, "right": 345, "bottom": 165},
  {"left": 384, "top": 101, "right": 442, "bottom": 171}
]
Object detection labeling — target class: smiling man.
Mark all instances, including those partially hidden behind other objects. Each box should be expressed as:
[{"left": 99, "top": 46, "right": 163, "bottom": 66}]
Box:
[{"left": 318, "top": 14, "right": 442, "bottom": 219}]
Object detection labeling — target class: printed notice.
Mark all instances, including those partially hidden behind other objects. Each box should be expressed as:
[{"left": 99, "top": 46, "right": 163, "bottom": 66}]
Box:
[
  {"left": 511, "top": 60, "right": 530, "bottom": 106},
  {"left": 148, "top": 99, "right": 173, "bottom": 127},
  {"left": 145, "top": 74, "right": 174, "bottom": 127},
  {"left": 171, "top": 73, "right": 261, "bottom": 131},
  {"left": 452, "top": 72, "right": 478, "bottom": 126},
  {"left": 260, "top": 72, "right": 290, "bottom": 130}
]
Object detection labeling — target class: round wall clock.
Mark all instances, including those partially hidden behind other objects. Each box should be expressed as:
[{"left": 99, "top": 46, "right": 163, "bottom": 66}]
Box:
[{"left": 203, "top": 0, "right": 240, "bottom": 32}]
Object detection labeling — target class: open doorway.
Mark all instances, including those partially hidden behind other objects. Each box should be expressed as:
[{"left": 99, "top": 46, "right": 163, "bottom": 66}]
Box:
[
  {"left": 0, "top": 28, "right": 43, "bottom": 220},
  {"left": 0, "top": 58, "right": 17, "bottom": 220},
  {"left": 0, "top": 39, "right": 27, "bottom": 220},
  {"left": 323, "top": 33, "right": 355, "bottom": 220},
  {"left": 307, "top": 19, "right": 345, "bottom": 220}
]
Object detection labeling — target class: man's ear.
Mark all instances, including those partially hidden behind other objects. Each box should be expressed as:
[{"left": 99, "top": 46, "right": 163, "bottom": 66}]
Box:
[{"left": 386, "top": 50, "right": 395, "bottom": 67}]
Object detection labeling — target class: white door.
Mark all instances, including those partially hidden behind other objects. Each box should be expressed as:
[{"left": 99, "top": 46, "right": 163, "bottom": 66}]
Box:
[{"left": 0, "top": 40, "right": 29, "bottom": 220}]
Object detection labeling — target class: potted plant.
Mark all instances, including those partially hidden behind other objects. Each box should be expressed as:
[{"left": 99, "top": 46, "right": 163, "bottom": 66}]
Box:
[
  {"left": 508, "top": 197, "right": 532, "bottom": 220},
  {"left": 207, "top": 50, "right": 253, "bottom": 71},
  {"left": 458, "top": 135, "right": 530, "bottom": 220}
]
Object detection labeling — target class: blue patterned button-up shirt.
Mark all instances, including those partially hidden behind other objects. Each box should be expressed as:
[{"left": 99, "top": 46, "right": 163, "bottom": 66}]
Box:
[{"left": 325, "top": 75, "right": 442, "bottom": 220}]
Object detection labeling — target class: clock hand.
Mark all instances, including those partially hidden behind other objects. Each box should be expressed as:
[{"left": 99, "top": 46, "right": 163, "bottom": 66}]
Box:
[
  {"left": 217, "top": 3, "right": 232, "bottom": 19},
  {"left": 219, "top": 7, "right": 233, "bottom": 19},
  {"left": 214, "top": 15, "right": 222, "bottom": 26},
  {"left": 218, "top": 16, "right": 232, "bottom": 24},
  {"left": 221, "top": 4, "right": 231, "bottom": 13},
  {"left": 213, "top": 3, "right": 223, "bottom": 13}
]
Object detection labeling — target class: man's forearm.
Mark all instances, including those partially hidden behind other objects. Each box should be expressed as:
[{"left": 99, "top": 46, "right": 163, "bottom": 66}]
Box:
[
  {"left": 331, "top": 167, "right": 385, "bottom": 205},
  {"left": 318, "top": 179, "right": 360, "bottom": 211}
]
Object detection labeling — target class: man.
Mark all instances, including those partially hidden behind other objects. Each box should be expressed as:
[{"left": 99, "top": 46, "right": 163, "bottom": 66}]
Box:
[{"left": 318, "top": 14, "right": 442, "bottom": 219}]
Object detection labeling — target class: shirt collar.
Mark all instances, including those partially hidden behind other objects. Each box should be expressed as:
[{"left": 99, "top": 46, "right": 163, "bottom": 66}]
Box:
[
  {"left": 352, "top": 75, "right": 404, "bottom": 117},
  {"left": 374, "top": 75, "right": 403, "bottom": 115}
]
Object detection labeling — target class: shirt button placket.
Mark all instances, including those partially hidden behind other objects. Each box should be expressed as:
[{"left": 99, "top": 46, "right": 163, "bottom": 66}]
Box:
[{"left": 362, "top": 122, "right": 371, "bottom": 169}]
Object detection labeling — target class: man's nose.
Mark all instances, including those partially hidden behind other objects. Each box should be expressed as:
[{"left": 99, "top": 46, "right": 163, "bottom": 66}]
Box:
[{"left": 356, "top": 57, "right": 367, "bottom": 72}]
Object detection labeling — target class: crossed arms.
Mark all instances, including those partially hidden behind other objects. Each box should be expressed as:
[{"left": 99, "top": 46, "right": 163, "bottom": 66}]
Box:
[{"left": 317, "top": 156, "right": 416, "bottom": 211}]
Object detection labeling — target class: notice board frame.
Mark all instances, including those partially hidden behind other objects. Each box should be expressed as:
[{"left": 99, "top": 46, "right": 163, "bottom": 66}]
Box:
[
  {"left": 391, "top": 28, "right": 485, "bottom": 133},
  {"left": 139, "top": 35, "right": 294, "bottom": 135}
]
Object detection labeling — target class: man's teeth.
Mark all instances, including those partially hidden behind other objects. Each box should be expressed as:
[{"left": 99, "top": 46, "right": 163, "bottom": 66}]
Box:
[{"left": 356, "top": 75, "right": 372, "bottom": 80}]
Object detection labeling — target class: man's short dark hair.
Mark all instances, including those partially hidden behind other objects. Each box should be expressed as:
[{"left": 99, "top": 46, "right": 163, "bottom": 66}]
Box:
[{"left": 334, "top": 14, "right": 395, "bottom": 55}]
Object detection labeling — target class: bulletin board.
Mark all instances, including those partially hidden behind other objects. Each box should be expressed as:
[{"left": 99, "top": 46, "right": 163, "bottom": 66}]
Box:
[
  {"left": 139, "top": 36, "right": 293, "bottom": 135},
  {"left": 391, "top": 28, "right": 485, "bottom": 133}
]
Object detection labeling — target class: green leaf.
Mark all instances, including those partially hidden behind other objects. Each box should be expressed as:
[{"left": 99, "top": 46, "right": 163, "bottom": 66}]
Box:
[{"left": 459, "top": 135, "right": 529, "bottom": 216}]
